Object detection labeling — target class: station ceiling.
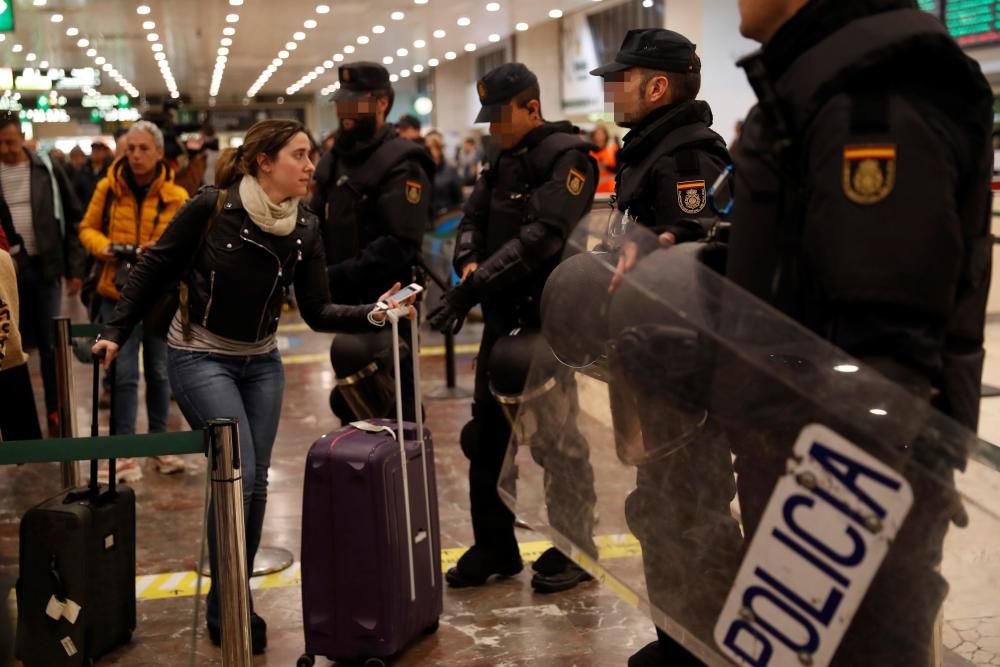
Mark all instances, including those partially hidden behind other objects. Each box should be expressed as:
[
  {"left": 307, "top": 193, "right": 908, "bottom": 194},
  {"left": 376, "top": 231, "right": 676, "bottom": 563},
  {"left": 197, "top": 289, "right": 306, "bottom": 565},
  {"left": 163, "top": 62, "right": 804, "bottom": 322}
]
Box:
[{"left": 0, "top": 0, "right": 595, "bottom": 104}]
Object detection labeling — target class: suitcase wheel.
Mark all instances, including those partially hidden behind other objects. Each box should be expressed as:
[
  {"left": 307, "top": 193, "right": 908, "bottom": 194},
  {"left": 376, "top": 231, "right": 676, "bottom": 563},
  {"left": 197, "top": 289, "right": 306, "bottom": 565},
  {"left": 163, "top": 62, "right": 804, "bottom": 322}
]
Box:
[
  {"left": 423, "top": 618, "right": 440, "bottom": 635},
  {"left": 296, "top": 654, "right": 315, "bottom": 667}
]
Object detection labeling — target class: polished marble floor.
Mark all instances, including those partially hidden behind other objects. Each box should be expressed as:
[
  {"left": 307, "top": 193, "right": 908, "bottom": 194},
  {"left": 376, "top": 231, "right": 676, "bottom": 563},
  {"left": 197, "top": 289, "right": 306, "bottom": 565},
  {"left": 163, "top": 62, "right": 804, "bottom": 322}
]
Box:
[{"left": 3, "top": 296, "right": 999, "bottom": 666}]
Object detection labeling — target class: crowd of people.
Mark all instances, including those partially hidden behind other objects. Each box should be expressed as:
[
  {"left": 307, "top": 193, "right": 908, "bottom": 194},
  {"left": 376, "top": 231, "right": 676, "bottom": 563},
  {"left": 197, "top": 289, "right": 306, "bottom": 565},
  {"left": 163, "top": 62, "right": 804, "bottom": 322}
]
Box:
[{"left": 0, "top": 0, "right": 992, "bottom": 662}]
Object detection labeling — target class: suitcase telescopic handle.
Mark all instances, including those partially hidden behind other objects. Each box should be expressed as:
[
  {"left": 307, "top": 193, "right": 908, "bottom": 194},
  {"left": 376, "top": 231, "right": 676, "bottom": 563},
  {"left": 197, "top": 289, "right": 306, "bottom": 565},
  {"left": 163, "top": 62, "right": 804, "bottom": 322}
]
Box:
[
  {"left": 388, "top": 308, "right": 417, "bottom": 602},
  {"left": 91, "top": 352, "right": 119, "bottom": 501}
]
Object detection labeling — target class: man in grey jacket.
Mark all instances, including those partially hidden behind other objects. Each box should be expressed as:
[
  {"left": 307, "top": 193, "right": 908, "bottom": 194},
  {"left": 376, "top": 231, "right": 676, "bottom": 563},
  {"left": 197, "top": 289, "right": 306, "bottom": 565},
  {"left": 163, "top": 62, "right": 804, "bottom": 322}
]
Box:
[{"left": 0, "top": 113, "right": 85, "bottom": 435}]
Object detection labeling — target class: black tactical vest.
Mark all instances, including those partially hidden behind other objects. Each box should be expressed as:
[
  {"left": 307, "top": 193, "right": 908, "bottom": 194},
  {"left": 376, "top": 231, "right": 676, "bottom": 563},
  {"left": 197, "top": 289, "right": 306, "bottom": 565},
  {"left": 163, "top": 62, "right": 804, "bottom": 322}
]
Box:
[
  {"left": 734, "top": 8, "right": 994, "bottom": 431},
  {"left": 615, "top": 110, "right": 730, "bottom": 226},
  {"left": 482, "top": 129, "right": 592, "bottom": 256},
  {"left": 321, "top": 136, "right": 432, "bottom": 266}
]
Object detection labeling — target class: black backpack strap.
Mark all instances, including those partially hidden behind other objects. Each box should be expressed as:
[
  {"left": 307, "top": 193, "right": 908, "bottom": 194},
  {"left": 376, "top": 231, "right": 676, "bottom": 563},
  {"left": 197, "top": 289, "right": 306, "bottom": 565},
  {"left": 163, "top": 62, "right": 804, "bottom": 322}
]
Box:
[
  {"left": 101, "top": 186, "right": 115, "bottom": 234},
  {"left": 674, "top": 149, "right": 701, "bottom": 177},
  {"left": 775, "top": 8, "right": 948, "bottom": 131},
  {"left": 347, "top": 137, "right": 434, "bottom": 198},
  {"left": 524, "top": 132, "right": 596, "bottom": 188}
]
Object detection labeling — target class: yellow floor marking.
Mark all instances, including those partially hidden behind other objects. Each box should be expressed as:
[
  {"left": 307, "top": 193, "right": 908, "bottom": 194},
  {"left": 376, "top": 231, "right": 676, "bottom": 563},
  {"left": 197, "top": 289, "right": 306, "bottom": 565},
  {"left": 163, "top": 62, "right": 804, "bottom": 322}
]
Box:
[{"left": 6, "top": 534, "right": 640, "bottom": 606}]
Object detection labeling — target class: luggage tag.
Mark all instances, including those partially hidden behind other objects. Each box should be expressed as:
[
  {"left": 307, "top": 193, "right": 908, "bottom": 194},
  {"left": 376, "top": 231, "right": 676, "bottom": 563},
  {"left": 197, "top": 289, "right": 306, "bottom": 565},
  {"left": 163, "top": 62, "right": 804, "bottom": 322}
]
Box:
[
  {"left": 60, "top": 636, "right": 78, "bottom": 657},
  {"left": 45, "top": 596, "right": 66, "bottom": 621},
  {"left": 62, "top": 599, "right": 81, "bottom": 624},
  {"left": 350, "top": 421, "right": 396, "bottom": 437}
]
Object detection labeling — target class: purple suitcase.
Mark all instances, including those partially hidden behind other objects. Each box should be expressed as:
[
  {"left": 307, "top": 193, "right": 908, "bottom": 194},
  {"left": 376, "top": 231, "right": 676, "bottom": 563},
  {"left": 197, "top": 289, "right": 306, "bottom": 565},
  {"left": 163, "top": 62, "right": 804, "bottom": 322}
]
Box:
[{"left": 300, "top": 307, "right": 442, "bottom": 666}]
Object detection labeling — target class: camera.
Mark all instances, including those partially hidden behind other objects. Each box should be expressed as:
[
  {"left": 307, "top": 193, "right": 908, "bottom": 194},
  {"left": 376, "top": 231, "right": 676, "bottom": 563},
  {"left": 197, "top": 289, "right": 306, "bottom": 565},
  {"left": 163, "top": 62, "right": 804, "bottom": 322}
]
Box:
[{"left": 109, "top": 243, "right": 142, "bottom": 261}]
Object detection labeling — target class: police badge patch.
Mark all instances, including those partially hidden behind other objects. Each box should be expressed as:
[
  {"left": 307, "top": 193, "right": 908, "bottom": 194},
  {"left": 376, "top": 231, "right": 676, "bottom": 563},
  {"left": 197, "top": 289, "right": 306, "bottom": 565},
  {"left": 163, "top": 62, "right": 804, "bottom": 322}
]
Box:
[
  {"left": 676, "top": 180, "right": 707, "bottom": 215},
  {"left": 842, "top": 145, "right": 896, "bottom": 205},
  {"left": 566, "top": 168, "right": 586, "bottom": 196},
  {"left": 405, "top": 181, "right": 422, "bottom": 204},
  {"left": 477, "top": 80, "right": 487, "bottom": 100}
]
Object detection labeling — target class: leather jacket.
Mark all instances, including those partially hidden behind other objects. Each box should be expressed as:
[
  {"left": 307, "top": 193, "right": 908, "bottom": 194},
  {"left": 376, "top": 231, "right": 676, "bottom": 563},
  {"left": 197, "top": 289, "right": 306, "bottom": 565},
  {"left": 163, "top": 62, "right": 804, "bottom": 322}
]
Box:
[{"left": 100, "top": 181, "right": 378, "bottom": 346}]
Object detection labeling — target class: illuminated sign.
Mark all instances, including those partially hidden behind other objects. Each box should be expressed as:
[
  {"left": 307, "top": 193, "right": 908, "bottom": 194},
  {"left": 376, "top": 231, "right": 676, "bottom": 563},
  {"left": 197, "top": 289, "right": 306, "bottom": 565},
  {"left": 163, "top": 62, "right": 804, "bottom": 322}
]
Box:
[
  {"left": 54, "top": 68, "right": 101, "bottom": 90},
  {"left": 924, "top": 1, "right": 1000, "bottom": 47},
  {"left": 0, "top": 1, "right": 14, "bottom": 33},
  {"left": 82, "top": 94, "right": 122, "bottom": 110},
  {"left": 14, "top": 69, "right": 52, "bottom": 91},
  {"left": 0, "top": 67, "right": 11, "bottom": 90}
]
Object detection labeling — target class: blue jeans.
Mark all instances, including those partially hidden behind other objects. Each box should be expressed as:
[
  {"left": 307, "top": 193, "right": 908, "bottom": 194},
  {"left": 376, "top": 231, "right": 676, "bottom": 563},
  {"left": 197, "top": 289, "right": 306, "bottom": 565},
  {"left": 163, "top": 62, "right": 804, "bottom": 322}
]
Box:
[
  {"left": 167, "top": 348, "right": 285, "bottom": 629},
  {"left": 99, "top": 299, "right": 170, "bottom": 435},
  {"left": 16, "top": 259, "right": 62, "bottom": 412}
]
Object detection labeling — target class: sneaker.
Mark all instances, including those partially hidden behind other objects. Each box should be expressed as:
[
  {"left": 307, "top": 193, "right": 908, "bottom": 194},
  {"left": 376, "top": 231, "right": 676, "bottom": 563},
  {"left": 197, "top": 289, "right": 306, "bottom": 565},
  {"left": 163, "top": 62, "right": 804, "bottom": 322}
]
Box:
[
  {"left": 97, "top": 458, "right": 144, "bottom": 485},
  {"left": 153, "top": 454, "right": 186, "bottom": 475}
]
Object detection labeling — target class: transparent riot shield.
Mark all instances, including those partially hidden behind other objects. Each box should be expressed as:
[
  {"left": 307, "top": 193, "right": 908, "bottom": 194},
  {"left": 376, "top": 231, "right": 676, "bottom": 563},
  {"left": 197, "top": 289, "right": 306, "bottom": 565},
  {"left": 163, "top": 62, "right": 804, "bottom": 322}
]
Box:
[{"left": 498, "top": 220, "right": 1000, "bottom": 667}]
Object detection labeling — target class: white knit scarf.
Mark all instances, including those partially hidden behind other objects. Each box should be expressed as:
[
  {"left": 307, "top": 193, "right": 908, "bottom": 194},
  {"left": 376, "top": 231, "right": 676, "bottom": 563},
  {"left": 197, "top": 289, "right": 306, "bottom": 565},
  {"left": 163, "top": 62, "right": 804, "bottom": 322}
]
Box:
[{"left": 238, "top": 175, "right": 299, "bottom": 237}]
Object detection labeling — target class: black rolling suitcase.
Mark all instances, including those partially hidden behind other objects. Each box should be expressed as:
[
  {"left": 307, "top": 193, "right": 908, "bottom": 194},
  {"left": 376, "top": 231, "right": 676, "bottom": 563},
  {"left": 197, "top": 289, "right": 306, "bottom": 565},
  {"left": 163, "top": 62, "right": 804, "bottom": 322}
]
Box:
[{"left": 15, "top": 356, "right": 136, "bottom": 666}]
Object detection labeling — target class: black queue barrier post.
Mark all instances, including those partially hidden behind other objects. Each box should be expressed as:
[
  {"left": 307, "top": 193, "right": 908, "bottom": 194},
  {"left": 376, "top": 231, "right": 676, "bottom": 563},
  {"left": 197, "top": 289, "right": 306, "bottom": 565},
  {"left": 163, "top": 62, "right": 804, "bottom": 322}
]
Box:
[{"left": 419, "top": 257, "right": 473, "bottom": 401}]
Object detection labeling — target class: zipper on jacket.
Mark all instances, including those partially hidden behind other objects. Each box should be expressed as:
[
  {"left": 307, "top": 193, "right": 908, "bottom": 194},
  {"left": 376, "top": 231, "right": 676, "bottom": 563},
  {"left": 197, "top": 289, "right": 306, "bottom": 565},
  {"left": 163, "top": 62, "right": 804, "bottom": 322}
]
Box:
[
  {"left": 202, "top": 270, "right": 216, "bottom": 326},
  {"left": 241, "top": 234, "right": 283, "bottom": 339}
]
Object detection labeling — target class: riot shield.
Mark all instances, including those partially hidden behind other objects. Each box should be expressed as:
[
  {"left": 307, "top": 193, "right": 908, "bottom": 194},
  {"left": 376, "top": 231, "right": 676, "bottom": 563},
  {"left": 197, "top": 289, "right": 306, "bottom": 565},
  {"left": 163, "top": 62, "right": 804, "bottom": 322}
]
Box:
[{"left": 498, "top": 220, "right": 1000, "bottom": 667}]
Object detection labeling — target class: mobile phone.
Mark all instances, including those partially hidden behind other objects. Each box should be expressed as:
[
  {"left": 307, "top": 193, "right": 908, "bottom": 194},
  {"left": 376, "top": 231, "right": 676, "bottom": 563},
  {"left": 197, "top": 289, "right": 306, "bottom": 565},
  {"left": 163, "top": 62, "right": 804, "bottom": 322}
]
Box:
[{"left": 377, "top": 282, "right": 424, "bottom": 310}]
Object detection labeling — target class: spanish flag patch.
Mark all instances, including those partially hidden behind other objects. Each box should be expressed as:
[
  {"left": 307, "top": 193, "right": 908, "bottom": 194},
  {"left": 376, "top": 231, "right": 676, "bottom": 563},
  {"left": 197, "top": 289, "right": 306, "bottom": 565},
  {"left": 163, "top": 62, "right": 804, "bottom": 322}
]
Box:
[{"left": 843, "top": 145, "right": 896, "bottom": 205}]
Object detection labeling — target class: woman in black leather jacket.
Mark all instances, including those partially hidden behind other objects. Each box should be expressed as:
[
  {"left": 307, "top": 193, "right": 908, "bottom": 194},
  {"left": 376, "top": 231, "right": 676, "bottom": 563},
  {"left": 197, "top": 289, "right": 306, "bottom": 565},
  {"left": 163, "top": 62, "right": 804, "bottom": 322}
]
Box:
[{"left": 93, "top": 119, "right": 413, "bottom": 653}]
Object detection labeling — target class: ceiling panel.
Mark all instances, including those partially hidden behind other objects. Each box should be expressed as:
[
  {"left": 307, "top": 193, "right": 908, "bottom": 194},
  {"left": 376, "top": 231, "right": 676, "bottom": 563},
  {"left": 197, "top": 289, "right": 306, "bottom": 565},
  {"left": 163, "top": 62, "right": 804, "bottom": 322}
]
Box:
[{"left": 0, "top": 0, "right": 599, "bottom": 104}]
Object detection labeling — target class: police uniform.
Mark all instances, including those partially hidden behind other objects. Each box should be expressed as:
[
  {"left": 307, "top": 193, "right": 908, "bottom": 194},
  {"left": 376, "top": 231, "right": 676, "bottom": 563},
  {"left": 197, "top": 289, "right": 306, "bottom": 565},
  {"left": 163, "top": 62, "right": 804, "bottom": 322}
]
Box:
[
  {"left": 428, "top": 64, "right": 600, "bottom": 590},
  {"left": 730, "top": 1, "right": 993, "bottom": 664},
  {"left": 591, "top": 30, "right": 744, "bottom": 667},
  {"left": 311, "top": 62, "right": 433, "bottom": 421}
]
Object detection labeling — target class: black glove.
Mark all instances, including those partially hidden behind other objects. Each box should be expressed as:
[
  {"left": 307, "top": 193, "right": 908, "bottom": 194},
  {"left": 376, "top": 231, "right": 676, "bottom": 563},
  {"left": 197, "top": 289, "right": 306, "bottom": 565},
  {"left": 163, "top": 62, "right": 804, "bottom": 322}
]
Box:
[{"left": 428, "top": 281, "right": 479, "bottom": 334}]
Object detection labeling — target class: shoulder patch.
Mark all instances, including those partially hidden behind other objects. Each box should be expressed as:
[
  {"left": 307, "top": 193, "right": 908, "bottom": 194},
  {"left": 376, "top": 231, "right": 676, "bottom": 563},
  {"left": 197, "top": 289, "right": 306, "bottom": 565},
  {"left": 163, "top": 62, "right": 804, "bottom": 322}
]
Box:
[
  {"left": 676, "top": 180, "right": 707, "bottom": 215},
  {"left": 842, "top": 144, "right": 895, "bottom": 205},
  {"left": 566, "top": 168, "right": 586, "bottom": 196},
  {"left": 405, "top": 180, "right": 423, "bottom": 204}
]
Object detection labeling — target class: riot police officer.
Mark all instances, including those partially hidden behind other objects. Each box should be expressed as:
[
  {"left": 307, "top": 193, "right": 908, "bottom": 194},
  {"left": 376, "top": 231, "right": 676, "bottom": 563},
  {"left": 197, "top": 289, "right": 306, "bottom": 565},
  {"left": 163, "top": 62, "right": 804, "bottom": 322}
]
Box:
[
  {"left": 429, "top": 64, "right": 599, "bottom": 592},
  {"left": 730, "top": 1, "right": 993, "bottom": 665},
  {"left": 311, "top": 62, "right": 433, "bottom": 421},
  {"left": 589, "top": 29, "right": 743, "bottom": 667}
]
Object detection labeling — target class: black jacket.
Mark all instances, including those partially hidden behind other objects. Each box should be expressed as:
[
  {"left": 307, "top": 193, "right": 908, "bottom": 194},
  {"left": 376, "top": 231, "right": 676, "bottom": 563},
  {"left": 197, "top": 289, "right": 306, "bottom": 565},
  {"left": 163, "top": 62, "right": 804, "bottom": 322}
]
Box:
[
  {"left": 453, "top": 122, "right": 598, "bottom": 317},
  {"left": 100, "top": 182, "right": 378, "bottom": 346},
  {"left": 616, "top": 100, "right": 731, "bottom": 245},
  {"left": 310, "top": 125, "right": 433, "bottom": 305},
  {"left": 731, "top": 0, "right": 994, "bottom": 429},
  {"left": 0, "top": 149, "right": 85, "bottom": 281}
]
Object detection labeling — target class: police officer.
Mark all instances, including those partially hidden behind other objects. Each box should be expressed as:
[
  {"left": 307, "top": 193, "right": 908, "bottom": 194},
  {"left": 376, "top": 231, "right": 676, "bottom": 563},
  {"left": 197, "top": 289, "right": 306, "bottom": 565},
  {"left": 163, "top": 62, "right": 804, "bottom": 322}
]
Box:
[
  {"left": 589, "top": 30, "right": 743, "bottom": 667},
  {"left": 311, "top": 62, "right": 434, "bottom": 421},
  {"left": 730, "top": 1, "right": 992, "bottom": 665},
  {"left": 429, "top": 64, "right": 599, "bottom": 591}
]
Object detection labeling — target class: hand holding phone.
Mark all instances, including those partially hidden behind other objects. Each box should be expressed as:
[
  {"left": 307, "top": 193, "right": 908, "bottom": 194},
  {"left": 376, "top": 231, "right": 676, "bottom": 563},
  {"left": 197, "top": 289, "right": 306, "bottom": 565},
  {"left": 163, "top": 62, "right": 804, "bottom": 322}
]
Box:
[{"left": 376, "top": 282, "right": 423, "bottom": 311}]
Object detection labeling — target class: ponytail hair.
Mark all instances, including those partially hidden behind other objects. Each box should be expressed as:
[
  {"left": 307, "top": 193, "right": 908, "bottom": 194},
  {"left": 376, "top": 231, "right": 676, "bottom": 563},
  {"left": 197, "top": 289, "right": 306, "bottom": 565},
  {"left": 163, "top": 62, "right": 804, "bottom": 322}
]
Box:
[{"left": 214, "top": 119, "right": 307, "bottom": 189}]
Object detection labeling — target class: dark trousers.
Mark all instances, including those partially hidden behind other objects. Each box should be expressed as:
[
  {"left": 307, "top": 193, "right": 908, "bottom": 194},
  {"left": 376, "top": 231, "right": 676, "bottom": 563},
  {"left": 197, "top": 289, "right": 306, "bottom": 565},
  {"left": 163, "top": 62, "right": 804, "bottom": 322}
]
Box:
[
  {"left": 731, "top": 428, "right": 951, "bottom": 667},
  {"left": 16, "top": 259, "right": 61, "bottom": 413},
  {"left": 466, "top": 317, "right": 519, "bottom": 556},
  {"left": 466, "top": 313, "right": 597, "bottom": 558},
  {"left": 0, "top": 363, "right": 42, "bottom": 441}
]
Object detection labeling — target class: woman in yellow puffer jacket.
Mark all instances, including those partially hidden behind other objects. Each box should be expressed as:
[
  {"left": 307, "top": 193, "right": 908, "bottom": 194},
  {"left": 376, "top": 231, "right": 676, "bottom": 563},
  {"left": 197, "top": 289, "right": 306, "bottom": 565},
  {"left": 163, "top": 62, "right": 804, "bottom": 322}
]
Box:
[{"left": 78, "top": 121, "right": 189, "bottom": 480}]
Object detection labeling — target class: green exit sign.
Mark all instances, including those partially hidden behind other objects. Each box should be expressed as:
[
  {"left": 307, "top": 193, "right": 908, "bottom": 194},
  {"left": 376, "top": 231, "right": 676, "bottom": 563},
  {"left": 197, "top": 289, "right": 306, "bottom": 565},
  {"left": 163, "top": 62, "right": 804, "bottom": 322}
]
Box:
[{"left": 0, "top": 1, "right": 13, "bottom": 32}]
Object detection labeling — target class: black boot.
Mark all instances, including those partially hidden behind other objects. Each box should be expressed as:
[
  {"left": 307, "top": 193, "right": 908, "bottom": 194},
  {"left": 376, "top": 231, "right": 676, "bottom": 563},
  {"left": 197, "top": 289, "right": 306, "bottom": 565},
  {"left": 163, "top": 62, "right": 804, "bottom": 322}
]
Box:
[
  {"left": 627, "top": 630, "right": 705, "bottom": 667},
  {"left": 530, "top": 547, "right": 593, "bottom": 594},
  {"left": 207, "top": 612, "right": 267, "bottom": 655},
  {"left": 445, "top": 544, "right": 523, "bottom": 588}
]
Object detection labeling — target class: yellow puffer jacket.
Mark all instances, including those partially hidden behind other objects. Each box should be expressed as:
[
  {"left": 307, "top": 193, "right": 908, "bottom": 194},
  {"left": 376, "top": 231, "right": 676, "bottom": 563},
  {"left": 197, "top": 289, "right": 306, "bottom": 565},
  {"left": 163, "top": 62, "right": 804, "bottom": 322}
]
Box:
[{"left": 79, "top": 158, "right": 189, "bottom": 300}]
